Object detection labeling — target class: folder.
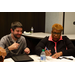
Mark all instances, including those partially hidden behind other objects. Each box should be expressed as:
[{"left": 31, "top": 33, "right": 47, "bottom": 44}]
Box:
[{"left": 12, "top": 54, "right": 34, "bottom": 62}]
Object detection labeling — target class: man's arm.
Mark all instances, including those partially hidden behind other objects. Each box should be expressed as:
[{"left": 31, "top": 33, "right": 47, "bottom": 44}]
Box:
[
  {"left": 8, "top": 43, "right": 19, "bottom": 50},
  {"left": 22, "top": 37, "right": 30, "bottom": 54},
  {"left": 0, "top": 36, "right": 20, "bottom": 55},
  {"left": 0, "top": 36, "right": 9, "bottom": 55}
]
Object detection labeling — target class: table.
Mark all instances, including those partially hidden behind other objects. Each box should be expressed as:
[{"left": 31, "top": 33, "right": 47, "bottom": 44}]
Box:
[
  {"left": 22, "top": 32, "right": 75, "bottom": 40},
  {"left": 22, "top": 32, "right": 51, "bottom": 39},
  {"left": 29, "top": 55, "right": 75, "bottom": 62},
  {"left": 4, "top": 55, "right": 75, "bottom": 62}
]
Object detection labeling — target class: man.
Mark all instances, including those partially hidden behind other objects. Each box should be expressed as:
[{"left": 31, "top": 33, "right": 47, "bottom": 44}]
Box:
[
  {"left": 35, "top": 24, "right": 75, "bottom": 58},
  {"left": 0, "top": 21, "right": 30, "bottom": 58}
]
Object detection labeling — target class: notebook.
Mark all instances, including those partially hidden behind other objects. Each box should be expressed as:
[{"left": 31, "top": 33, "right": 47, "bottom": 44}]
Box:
[{"left": 11, "top": 54, "right": 34, "bottom": 62}]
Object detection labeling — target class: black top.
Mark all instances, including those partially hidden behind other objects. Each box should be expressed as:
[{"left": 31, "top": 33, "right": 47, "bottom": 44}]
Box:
[{"left": 35, "top": 36, "right": 75, "bottom": 57}]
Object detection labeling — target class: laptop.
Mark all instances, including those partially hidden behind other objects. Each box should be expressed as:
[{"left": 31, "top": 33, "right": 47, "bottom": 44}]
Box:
[{"left": 11, "top": 54, "right": 34, "bottom": 62}]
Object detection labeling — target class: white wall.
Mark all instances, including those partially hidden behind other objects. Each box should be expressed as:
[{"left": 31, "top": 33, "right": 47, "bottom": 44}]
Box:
[
  {"left": 64, "top": 12, "right": 75, "bottom": 34},
  {"left": 45, "top": 12, "right": 63, "bottom": 33}
]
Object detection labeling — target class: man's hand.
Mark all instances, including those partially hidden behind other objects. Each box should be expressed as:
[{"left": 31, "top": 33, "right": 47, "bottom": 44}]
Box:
[
  {"left": 0, "top": 47, "right": 7, "bottom": 58},
  {"left": 8, "top": 42, "right": 19, "bottom": 51},
  {"left": 52, "top": 51, "right": 63, "bottom": 58},
  {"left": 24, "top": 48, "right": 30, "bottom": 54}
]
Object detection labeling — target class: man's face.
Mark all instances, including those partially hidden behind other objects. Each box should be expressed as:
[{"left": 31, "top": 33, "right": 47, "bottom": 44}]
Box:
[
  {"left": 51, "top": 29, "right": 61, "bottom": 42},
  {"left": 11, "top": 27, "right": 23, "bottom": 39}
]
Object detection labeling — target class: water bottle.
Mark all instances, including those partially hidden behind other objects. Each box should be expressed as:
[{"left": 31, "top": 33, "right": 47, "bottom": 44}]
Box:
[
  {"left": 40, "top": 49, "right": 46, "bottom": 62},
  {"left": 31, "top": 27, "right": 34, "bottom": 33}
]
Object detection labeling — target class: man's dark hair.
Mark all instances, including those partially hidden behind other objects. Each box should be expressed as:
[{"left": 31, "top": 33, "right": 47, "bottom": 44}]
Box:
[{"left": 11, "top": 21, "right": 23, "bottom": 31}]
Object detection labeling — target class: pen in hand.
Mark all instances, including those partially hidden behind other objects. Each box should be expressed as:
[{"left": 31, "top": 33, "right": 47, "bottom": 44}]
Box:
[
  {"left": 45, "top": 47, "right": 49, "bottom": 51},
  {"left": 45, "top": 47, "right": 51, "bottom": 56}
]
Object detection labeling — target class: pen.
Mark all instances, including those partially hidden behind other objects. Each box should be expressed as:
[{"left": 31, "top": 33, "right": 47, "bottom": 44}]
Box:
[
  {"left": 45, "top": 47, "right": 49, "bottom": 51},
  {"left": 63, "top": 57, "right": 73, "bottom": 60},
  {"left": 45, "top": 47, "right": 52, "bottom": 56},
  {"left": 57, "top": 57, "right": 73, "bottom": 60}
]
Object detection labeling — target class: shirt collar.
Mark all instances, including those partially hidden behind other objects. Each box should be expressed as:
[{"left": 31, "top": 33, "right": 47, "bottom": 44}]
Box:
[{"left": 48, "top": 35, "right": 63, "bottom": 42}]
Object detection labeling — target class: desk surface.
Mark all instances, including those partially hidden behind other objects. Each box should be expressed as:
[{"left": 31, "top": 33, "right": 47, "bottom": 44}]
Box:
[
  {"left": 22, "top": 32, "right": 50, "bottom": 39},
  {"left": 22, "top": 32, "right": 75, "bottom": 40},
  {"left": 4, "top": 55, "right": 75, "bottom": 62},
  {"left": 29, "top": 55, "right": 75, "bottom": 62}
]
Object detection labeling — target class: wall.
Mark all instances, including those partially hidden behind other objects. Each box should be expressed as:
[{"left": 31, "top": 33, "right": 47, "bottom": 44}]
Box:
[
  {"left": 45, "top": 12, "right": 63, "bottom": 33},
  {"left": 0, "top": 12, "right": 45, "bottom": 39},
  {"left": 64, "top": 12, "right": 75, "bottom": 34}
]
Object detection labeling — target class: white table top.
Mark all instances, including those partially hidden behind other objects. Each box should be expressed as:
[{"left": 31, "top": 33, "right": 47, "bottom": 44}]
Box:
[
  {"left": 29, "top": 55, "right": 75, "bottom": 62},
  {"left": 22, "top": 32, "right": 75, "bottom": 40},
  {"left": 4, "top": 55, "right": 75, "bottom": 62},
  {"left": 22, "top": 32, "right": 50, "bottom": 39}
]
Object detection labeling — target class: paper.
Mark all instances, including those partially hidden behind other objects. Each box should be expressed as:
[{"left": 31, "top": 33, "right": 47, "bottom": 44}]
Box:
[
  {"left": 4, "top": 58, "right": 14, "bottom": 62},
  {"left": 46, "top": 56, "right": 75, "bottom": 62}
]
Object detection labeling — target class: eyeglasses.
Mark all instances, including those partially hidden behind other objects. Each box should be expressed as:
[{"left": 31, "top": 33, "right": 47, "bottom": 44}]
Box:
[{"left": 52, "top": 32, "right": 61, "bottom": 35}]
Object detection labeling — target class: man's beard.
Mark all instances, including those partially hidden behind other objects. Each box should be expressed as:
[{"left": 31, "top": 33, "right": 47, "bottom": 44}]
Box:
[{"left": 13, "top": 34, "right": 21, "bottom": 39}]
